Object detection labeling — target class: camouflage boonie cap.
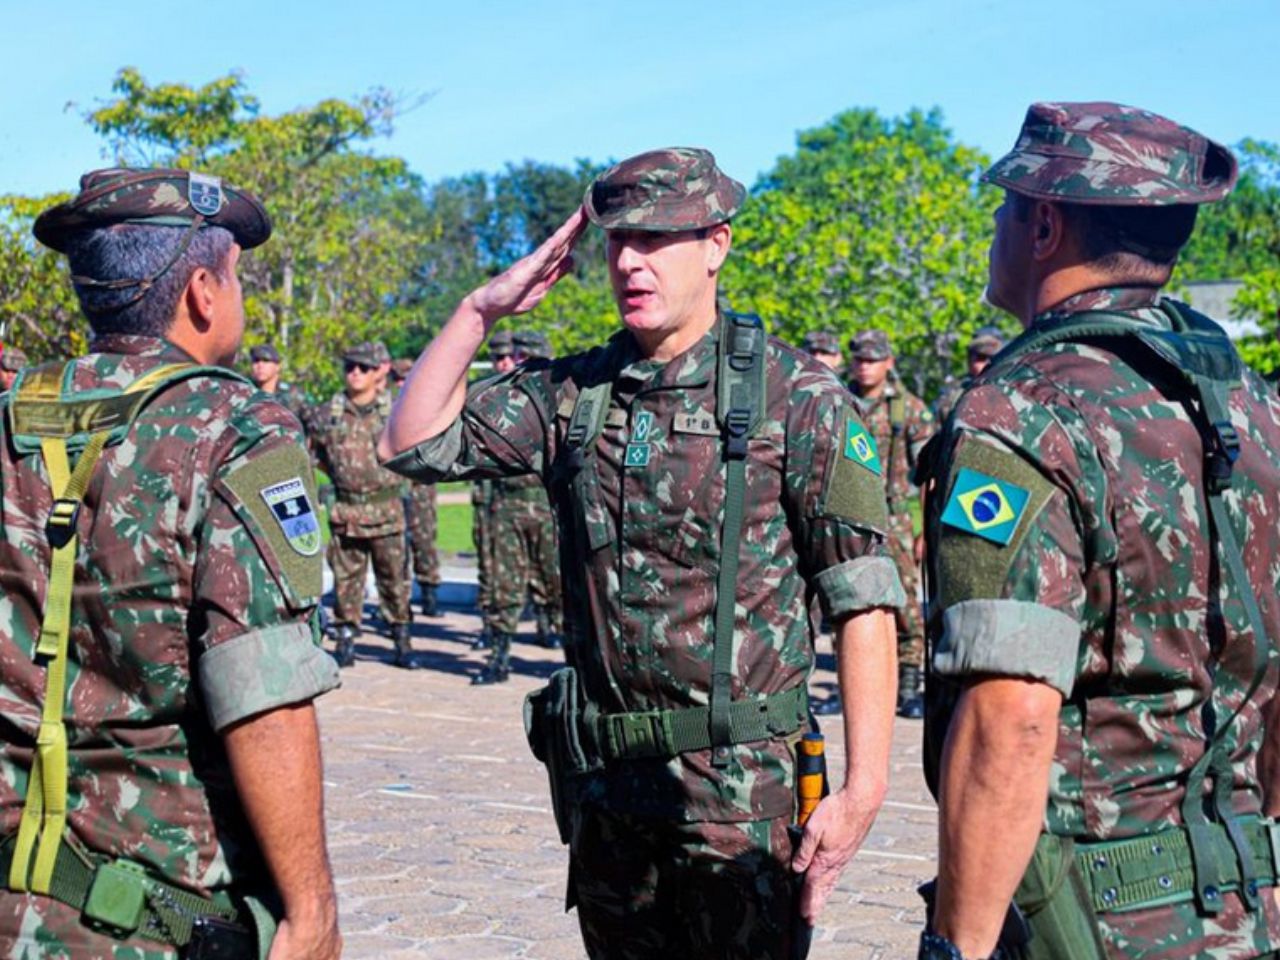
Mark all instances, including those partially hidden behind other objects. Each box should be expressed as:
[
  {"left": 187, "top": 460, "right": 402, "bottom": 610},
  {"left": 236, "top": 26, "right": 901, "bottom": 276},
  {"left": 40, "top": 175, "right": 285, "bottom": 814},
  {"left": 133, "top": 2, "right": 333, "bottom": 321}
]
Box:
[
  {"left": 984, "top": 102, "right": 1238, "bottom": 206},
  {"left": 850, "top": 329, "right": 893, "bottom": 361},
  {"left": 968, "top": 325, "right": 1005, "bottom": 357},
  {"left": 343, "top": 341, "right": 381, "bottom": 366},
  {"left": 1, "top": 347, "right": 28, "bottom": 372},
  {"left": 584, "top": 147, "right": 746, "bottom": 232},
  {"left": 802, "top": 330, "right": 841, "bottom": 355},
  {"left": 248, "top": 344, "right": 281, "bottom": 363},
  {"left": 371, "top": 341, "right": 391, "bottom": 365},
  {"left": 34, "top": 168, "right": 273, "bottom": 252},
  {"left": 512, "top": 330, "right": 552, "bottom": 360},
  {"left": 488, "top": 330, "right": 514, "bottom": 358}
]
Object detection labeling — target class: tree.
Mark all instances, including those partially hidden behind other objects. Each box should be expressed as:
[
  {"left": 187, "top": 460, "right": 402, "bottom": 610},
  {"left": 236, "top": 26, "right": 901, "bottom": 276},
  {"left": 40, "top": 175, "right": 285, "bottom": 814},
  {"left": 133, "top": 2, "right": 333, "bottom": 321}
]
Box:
[
  {"left": 0, "top": 193, "right": 83, "bottom": 359},
  {"left": 80, "top": 68, "right": 430, "bottom": 395},
  {"left": 724, "top": 108, "right": 1001, "bottom": 397}
]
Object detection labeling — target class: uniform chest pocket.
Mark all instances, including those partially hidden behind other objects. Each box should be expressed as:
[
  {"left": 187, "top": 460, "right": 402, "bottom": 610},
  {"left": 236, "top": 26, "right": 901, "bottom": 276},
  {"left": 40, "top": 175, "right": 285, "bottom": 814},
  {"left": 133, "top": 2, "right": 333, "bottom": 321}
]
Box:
[{"left": 647, "top": 418, "right": 724, "bottom": 568}]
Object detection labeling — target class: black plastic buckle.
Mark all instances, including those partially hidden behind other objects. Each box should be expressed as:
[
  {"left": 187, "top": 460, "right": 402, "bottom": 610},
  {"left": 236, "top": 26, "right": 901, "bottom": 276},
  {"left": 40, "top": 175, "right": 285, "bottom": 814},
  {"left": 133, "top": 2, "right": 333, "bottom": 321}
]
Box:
[
  {"left": 1206, "top": 421, "right": 1240, "bottom": 494},
  {"left": 724, "top": 408, "right": 751, "bottom": 459},
  {"left": 45, "top": 498, "right": 80, "bottom": 549}
]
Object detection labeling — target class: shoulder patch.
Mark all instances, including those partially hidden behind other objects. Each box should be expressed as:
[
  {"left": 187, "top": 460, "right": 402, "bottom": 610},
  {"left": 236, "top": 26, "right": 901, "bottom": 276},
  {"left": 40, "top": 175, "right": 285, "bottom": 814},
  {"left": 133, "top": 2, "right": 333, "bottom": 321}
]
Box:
[
  {"left": 217, "top": 442, "right": 324, "bottom": 608},
  {"left": 822, "top": 409, "right": 890, "bottom": 532},
  {"left": 934, "top": 436, "right": 1059, "bottom": 610},
  {"left": 843, "top": 419, "right": 882, "bottom": 475},
  {"left": 940, "top": 467, "right": 1030, "bottom": 545}
]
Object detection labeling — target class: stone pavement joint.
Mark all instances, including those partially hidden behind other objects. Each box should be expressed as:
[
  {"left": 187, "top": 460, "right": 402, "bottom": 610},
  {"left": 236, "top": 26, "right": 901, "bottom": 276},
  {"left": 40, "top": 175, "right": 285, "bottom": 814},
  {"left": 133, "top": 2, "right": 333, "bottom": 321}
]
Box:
[{"left": 321, "top": 599, "right": 936, "bottom": 958}]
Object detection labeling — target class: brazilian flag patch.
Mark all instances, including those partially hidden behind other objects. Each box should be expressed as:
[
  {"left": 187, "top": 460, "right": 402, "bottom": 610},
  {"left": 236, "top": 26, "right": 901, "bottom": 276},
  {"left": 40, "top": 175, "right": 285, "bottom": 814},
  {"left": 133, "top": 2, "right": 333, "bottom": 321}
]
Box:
[
  {"left": 941, "top": 467, "right": 1030, "bottom": 546},
  {"left": 843, "top": 420, "right": 881, "bottom": 475}
]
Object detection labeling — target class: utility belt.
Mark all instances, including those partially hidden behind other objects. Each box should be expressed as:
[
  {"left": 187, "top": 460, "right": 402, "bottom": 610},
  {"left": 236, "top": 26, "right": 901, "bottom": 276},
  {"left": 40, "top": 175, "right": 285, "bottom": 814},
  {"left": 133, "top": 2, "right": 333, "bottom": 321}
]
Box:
[
  {"left": 1, "top": 834, "right": 273, "bottom": 958},
  {"left": 995, "top": 818, "right": 1280, "bottom": 960},
  {"left": 334, "top": 486, "right": 402, "bottom": 506},
  {"left": 523, "top": 667, "right": 808, "bottom": 842}
]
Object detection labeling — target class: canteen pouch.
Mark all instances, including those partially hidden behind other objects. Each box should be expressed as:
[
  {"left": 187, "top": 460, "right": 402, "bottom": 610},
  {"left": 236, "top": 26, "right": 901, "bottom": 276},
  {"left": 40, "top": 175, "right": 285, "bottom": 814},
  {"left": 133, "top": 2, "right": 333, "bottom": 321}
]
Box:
[
  {"left": 1013, "top": 834, "right": 1108, "bottom": 960},
  {"left": 523, "top": 667, "right": 599, "bottom": 843}
]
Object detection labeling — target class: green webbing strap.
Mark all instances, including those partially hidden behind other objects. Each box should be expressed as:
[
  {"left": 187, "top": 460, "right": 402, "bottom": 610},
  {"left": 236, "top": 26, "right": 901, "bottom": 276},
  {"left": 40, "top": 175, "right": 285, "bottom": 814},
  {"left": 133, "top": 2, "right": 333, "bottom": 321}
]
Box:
[
  {"left": 564, "top": 381, "right": 613, "bottom": 552},
  {"left": 0, "top": 836, "right": 241, "bottom": 947},
  {"left": 886, "top": 389, "right": 906, "bottom": 502},
  {"left": 7, "top": 361, "right": 196, "bottom": 895},
  {"left": 710, "top": 311, "right": 767, "bottom": 767},
  {"left": 595, "top": 684, "right": 808, "bottom": 761}
]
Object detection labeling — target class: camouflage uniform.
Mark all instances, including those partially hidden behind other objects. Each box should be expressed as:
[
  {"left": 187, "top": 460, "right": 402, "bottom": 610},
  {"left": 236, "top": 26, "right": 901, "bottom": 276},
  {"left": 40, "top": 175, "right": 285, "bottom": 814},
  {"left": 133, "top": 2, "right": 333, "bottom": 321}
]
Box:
[
  {"left": 924, "top": 103, "right": 1280, "bottom": 959},
  {"left": 310, "top": 342, "right": 413, "bottom": 667},
  {"left": 848, "top": 331, "right": 935, "bottom": 676},
  {"left": 0, "top": 348, "right": 27, "bottom": 392},
  {"left": 387, "top": 148, "right": 905, "bottom": 959},
  {"left": 470, "top": 331, "right": 516, "bottom": 648},
  {"left": 405, "top": 482, "right": 441, "bottom": 614},
  {"left": 486, "top": 475, "right": 562, "bottom": 637},
  {"left": 0, "top": 170, "right": 338, "bottom": 957},
  {"left": 931, "top": 325, "right": 1005, "bottom": 424}
]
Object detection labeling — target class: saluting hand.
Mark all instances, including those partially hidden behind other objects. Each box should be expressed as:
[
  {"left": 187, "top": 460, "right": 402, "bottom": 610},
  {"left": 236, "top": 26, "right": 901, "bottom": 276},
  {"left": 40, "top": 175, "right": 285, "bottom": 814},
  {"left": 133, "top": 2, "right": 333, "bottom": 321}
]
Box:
[{"left": 468, "top": 207, "right": 588, "bottom": 322}]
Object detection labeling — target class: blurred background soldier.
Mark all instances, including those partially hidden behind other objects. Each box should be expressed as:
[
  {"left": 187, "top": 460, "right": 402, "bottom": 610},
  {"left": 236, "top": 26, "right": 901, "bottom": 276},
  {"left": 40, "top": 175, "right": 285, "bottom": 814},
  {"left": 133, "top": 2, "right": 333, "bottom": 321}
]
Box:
[
  {"left": 247, "top": 341, "right": 309, "bottom": 427},
  {"left": 931, "top": 325, "right": 1004, "bottom": 422},
  {"left": 392, "top": 357, "right": 442, "bottom": 618},
  {"left": 310, "top": 340, "right": 415, "bottom": 668},
  {"left": 0, "top": 346, "right": 27, "bottom": 392},
  {"left": 826, "top": 328, "right": 934, "bottom": 719},
  {"left": 472, "top": 330, "right": 564, "bottom": 685},
  {"left": 470, "top": 330, "right": 516, "bottom": 650},
  {"left": 801, "top": 329, "right": 845, "bottom": 374}
]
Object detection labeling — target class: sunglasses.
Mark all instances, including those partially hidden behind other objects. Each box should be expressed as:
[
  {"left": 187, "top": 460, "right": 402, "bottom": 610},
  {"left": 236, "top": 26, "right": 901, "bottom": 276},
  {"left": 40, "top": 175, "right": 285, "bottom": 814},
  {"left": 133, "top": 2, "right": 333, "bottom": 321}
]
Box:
[{"left": 344, "top": 362, "right": 375, "bottom": 374}]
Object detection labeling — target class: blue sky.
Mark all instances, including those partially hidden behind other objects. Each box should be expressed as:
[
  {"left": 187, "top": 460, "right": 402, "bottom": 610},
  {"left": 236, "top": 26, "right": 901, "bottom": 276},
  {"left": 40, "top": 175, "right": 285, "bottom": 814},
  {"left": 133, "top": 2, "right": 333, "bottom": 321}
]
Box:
[{"left": 1, "top": 0, "right": 1274, "bottom": 198}]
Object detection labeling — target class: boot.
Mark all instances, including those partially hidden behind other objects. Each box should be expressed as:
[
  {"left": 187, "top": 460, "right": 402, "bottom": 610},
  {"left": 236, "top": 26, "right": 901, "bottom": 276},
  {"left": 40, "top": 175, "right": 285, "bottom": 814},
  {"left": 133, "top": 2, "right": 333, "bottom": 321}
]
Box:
[
  {"left": 472, "top": 624, "right": 492, "bottom": 650},
  {"left": 897, "top": 664, "right": 924, "bottom": 720},
  {"left": 393, "top": 624, "right": 419, "bottom": 670},
  {"left": 332, "top": 624, "right": 356, "bottom": 669},
  {"left": 418, "top": 581, "right": 439, "bottom": 618},
  {"left": 471, "top": 633, "right": 511, "bottom": 685},
  {"left": 535, "top": 606, "right": 562, "bottom": 650},
  {"left": 812, "top": 692, "right": 842, "bottom": 716}
]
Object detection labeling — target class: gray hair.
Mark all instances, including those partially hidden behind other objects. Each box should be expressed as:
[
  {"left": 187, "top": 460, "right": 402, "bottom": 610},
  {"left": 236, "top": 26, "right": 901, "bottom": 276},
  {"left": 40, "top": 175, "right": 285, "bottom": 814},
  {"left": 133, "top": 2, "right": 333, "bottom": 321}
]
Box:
[{"left": 65, "top": 224, "right": 235, "bottom": 337}]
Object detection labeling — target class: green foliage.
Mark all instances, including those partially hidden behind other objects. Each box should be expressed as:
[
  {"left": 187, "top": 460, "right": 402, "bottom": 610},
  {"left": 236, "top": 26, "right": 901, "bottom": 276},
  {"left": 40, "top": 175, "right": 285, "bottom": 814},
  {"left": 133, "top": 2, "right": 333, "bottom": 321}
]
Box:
[
  {"left": 0, "top": 192, "right": 85, "bottom": 358},
  {"left": 723, "top": 107, "right": 1003, "bottom": 398}
]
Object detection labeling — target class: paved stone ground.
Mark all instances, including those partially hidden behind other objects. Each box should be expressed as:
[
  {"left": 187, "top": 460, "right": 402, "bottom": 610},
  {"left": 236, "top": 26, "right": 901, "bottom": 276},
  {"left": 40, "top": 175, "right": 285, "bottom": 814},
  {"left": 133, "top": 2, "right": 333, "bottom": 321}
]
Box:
[{"left": 320, "top": 589, "right": 936, "bottom": 959}]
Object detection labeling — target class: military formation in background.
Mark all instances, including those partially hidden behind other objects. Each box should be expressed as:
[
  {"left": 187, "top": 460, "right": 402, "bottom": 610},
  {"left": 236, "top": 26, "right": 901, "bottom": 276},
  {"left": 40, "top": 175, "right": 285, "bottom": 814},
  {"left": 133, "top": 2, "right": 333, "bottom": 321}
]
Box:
[
  {"left": 931, "top": 325, "right": 1004, "bottom": 422},
  {"left": 247, "top": 341, "right": 310, "bottom": 426}
]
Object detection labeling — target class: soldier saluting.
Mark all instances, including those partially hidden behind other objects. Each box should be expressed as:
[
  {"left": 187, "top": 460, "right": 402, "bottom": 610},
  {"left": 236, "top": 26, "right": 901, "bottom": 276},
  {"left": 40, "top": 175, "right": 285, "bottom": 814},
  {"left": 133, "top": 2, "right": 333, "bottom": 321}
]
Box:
[{"left": 381, "top": 148, "right": 903, "bottom": 958}]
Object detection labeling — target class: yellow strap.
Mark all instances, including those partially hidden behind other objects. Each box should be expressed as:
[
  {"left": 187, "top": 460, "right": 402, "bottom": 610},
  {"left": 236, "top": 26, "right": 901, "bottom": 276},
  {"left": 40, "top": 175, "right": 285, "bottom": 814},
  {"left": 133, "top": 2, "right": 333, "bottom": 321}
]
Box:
[{"left": 7, "top": 361, "right": 191, "bottom": 894}]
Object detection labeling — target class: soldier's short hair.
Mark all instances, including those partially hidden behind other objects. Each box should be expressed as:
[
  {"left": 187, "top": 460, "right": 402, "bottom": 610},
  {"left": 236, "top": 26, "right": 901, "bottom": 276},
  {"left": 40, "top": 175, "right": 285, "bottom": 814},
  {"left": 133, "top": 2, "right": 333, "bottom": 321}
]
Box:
[{"left": 65, "top": 224, "right": 235, "bottom": 338}]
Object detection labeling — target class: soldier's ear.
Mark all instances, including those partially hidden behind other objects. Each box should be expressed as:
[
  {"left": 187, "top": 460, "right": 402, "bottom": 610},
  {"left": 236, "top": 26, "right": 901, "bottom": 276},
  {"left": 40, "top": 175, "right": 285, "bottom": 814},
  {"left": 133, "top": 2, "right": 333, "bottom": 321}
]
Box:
[
  {"left": 1031, "top": 201, "right": 1067, "bottom": 262},
  {"left": 706, "top": 223, "right": 732, "bottom": 273}
]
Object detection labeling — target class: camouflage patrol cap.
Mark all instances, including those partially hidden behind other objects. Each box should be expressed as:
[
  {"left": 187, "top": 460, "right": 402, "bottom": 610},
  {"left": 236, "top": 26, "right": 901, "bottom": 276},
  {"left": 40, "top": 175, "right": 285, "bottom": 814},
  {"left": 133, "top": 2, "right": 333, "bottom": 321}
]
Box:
[
  {"left": 850, "top": 329, "right": 893, "bottom": 361},
  {"left": 371, "top": 341, "right": 391, "bottom": 365},
  {"left": 1, "top": 347, "right": 28, "bottom": 373},
  {"left": 34, "top": 168, "right": 272, "bottom": 252},
  {"left": 984, "top": 102, "right": 1238, "bottom": 206},
  {"left": 342, "top": 341, "right": 381, "bottom": 366},
  {"left": 967, "top": 325, "right": 1005, "bottom": 358},
  {"left": 488, "top": 330, "right": 514, "bottom": 358},
  {"left": 802, "top": 330, "right": 841, "bottom": 355},
  {"left": 249, "top": 344, "right": 281, "bottom": 363},
  {"left": 512, "top": 330, "right": 552, "bottom": 360},
  {"left": 584, "top": 147, "right": 746, "bottom": 232}
]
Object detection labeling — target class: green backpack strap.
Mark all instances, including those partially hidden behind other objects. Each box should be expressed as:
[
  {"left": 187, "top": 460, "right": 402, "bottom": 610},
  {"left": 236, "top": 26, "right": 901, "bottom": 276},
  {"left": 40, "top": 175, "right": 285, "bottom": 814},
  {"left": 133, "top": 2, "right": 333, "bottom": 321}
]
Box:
[
  {"left": 709, "top": 309, "right": 767, "bottom": 766},
  {"left": 994, "top": 300, "right": 1270, "bottom": 913}
]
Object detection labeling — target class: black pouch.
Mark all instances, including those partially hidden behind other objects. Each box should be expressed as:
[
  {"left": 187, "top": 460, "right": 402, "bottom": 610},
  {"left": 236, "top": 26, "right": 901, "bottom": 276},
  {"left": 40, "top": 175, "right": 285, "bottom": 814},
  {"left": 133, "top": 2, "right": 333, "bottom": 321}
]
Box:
[
  {"left": 1013, "top": 835, "right": 1109, "bottom": 960},
  {"left": 524, "top": 667, "right": 600, "bottom": 843}
]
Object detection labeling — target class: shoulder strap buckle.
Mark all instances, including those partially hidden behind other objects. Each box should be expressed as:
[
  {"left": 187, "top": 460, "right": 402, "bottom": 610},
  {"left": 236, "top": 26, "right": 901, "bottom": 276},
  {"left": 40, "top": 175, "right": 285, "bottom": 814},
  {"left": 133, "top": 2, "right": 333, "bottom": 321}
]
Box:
[
  {"left": 723, "top": 407, "right": 751, "bottom": 459},
  {"left": 1207, "top": 421, "right": 1241, "bottom": 494},
  {"left": 45, "top": 498, "right": 81, "bottom": 549}
]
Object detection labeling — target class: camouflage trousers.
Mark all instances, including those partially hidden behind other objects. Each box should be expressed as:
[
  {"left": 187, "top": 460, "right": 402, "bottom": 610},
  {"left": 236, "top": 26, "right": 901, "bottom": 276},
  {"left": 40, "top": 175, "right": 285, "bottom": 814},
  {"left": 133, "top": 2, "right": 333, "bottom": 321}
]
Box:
[
  {"left": 329, "top": 531, "right": 410, "bottom": 626},
  {"left": 886, "top": 510, "right": 923, "bottom": 669},
  {"left": 489, "top": 495, "right": 562, "bottom": 635},
  {"left": 568, "top": 808, "right": 797, "bottom": 959},
  {"left": 405, "top": 484, "right": 441, "bottom": 585},
  {"left": 472, "top": 483, "right": 493, "bottom": 624},
  {"left": 0, "top": 891, "right": 181, "bottom": 958}
]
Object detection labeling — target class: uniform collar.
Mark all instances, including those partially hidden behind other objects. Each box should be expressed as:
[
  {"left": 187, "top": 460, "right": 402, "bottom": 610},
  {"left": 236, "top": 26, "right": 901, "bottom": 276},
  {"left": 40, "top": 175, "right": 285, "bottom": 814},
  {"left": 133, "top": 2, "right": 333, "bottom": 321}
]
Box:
[
  {"left": 1037, "top": 285, "right": 1162, "bottom": 320},
  {"left": 615, "top": 323, "right": 719, "bottom": 395},
  {"left": 87, "top": 334, "right": 198, "bottom": 363}
]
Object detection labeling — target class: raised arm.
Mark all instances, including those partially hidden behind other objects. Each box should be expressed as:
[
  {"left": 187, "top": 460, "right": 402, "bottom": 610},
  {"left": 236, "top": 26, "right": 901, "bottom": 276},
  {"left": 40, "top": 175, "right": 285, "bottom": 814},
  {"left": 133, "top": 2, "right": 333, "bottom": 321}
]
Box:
[{"left": 379, "top": 207, "right": 587, "bottom": 459}]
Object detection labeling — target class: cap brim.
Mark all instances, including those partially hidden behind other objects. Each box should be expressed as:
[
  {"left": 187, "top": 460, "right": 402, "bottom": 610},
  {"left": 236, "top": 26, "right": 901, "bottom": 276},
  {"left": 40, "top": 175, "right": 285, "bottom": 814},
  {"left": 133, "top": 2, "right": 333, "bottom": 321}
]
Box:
[{"left": 982, "top": 149, "right": 1236, "bottom": 207}]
